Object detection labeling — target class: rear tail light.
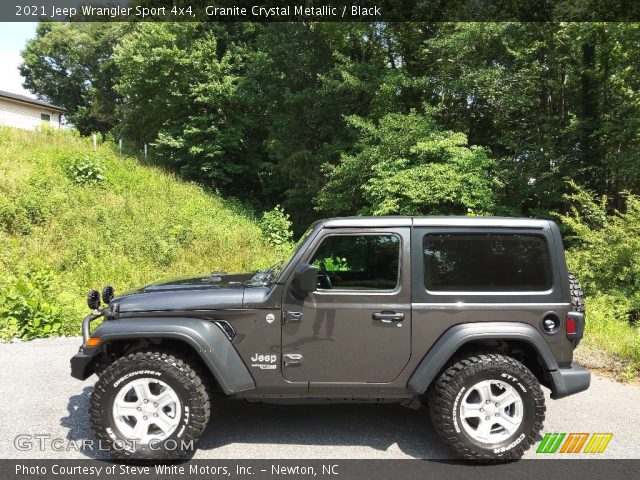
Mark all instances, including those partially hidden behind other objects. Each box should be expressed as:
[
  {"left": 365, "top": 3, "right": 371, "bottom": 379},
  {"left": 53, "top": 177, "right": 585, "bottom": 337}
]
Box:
[
  {"left": 565, "top": 311, "right": 584, "bottom": 343},
  {"left": 566, "top": 317, "right": 577, "bottom": 335}
]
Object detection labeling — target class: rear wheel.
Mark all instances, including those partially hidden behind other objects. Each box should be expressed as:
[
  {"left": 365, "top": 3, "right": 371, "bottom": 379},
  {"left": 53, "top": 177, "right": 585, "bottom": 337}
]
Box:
[
  {"left": 90, "top": 351, "right": 210, "bottom": 459},
  {"left": 428, "top": 353, "right": 545, "bottom": 461}
]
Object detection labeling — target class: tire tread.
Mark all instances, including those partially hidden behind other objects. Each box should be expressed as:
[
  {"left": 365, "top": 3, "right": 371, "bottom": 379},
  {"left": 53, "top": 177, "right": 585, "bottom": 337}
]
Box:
[
  {"left": 90, "top": 351, "right": 210, "bottom": 460},
  {"left": 427, "top": 353, "right": 545, "bottom": 461},
  {"left": 568, "top": 273, "right": 586, "bottom": 313}
]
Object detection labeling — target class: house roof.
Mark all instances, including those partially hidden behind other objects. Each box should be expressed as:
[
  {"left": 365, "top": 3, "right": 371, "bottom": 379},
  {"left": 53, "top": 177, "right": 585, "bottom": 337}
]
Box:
[{"left": 0, "top": 90, "right": 65, "bottom": 112}]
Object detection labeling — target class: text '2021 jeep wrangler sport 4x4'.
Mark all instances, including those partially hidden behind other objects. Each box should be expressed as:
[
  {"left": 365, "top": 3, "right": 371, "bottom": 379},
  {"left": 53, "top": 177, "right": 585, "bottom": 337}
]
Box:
[{"left": 71, "top": 216, "right": 589, "bottom": 461}]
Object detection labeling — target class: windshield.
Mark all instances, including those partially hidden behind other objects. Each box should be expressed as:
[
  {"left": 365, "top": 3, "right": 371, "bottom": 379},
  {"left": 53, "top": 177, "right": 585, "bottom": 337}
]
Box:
[{"left": 247, "top": 224, "right": 316, "bottom": 286}]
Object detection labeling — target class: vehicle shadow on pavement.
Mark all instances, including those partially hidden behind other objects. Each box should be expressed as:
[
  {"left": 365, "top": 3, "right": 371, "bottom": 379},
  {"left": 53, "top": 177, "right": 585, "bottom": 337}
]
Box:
[
  {"left": 62, "top": 389, "right": 451, "bottom": 459},
  {"left": 61, "top": 386, "right": 110, "bottom": 459},
  {"left": 197, "top": 397, "right": 452, "bottom": 459}
]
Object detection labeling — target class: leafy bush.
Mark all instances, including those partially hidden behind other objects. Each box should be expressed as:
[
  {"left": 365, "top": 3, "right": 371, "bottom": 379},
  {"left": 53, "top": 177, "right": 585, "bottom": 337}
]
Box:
[
  {"left": 65, "top": 153, "right": 106, "bottom": 185},
  {"left": 314, "top": 256, "right": 349, "bottom": 272},
  {"left": 0, "top": 268, "right": 63, "bottom": 340},
  {"left": 558, "top": 183, "right": 640, "bottom": 375},
  {"left": 558, "top": 182, "right": 640, "bottom": 319},
  {"left": 259, "top": 205, "right": 293, "bottom": 248}
]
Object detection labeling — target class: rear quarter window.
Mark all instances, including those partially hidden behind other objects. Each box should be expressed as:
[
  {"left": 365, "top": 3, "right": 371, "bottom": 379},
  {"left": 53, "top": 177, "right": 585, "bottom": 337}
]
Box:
[{"left": 423, "top": 233, "right": 552, "bottom": 292}]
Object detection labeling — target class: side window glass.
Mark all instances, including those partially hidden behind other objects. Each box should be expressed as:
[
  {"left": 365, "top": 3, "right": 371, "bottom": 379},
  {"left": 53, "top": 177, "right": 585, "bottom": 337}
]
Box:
[
  {"left": 423, "top": 234, "right": 552, "bottom": 292},
  {"left": 310, "top": 235, "right": 400, "bottom": 290}
]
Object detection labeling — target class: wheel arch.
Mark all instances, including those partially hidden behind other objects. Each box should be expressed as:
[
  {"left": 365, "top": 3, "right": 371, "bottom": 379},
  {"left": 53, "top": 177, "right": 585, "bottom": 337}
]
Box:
[
  {"left": 407, "top": 322, "right": 559, "bottom": 395},
  {"left": 91, "top": 317, "right": 255, "bottom": 395},
  {"left": 100, "top": 337, "right": 217, "bottom": 390}
]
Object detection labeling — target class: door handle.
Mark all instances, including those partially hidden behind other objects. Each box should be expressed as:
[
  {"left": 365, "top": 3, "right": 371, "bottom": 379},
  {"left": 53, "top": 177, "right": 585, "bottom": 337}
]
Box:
[
  {"left": 283, "top": 353, "right": 303, "bottom": 367},
  {"left": 372, "top": 311, "right": 405, "bottom": 323},
  {"left": 283, "top": 311, "right": 303, "bottom": 323}
]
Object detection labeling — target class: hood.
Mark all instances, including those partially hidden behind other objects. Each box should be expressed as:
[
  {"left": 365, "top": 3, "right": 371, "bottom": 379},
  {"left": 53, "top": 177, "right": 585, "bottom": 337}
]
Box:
[
  {"left": 132, "top": 272, "right": 254, "bottom": 293},
  {"left": 111, "top": 272, "right": 255, "bottom": 313}
]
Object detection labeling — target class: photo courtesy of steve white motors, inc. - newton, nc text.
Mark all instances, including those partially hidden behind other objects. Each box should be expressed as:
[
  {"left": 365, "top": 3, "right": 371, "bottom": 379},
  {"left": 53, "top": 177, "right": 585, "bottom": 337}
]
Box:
[{"left": 0, "top": 1, "right": 640, "bottom": 480}]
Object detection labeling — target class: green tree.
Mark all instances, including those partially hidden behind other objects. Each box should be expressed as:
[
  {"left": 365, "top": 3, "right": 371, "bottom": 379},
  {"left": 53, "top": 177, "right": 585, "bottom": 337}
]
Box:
[
  {"left": 239, "top": 23, "right": 398, "bottom": 230},
  {"left": 20, "top": 22, "right": 126, "bottom": 134},
  {"left": 317, "top": 109, "right": 498, "bottom": 216},
  {"left": 114, "top": 23, "right": 263, "bottom": 193},
  {"left": 411, "top": 23, "right": 640, "bottom": 215}
]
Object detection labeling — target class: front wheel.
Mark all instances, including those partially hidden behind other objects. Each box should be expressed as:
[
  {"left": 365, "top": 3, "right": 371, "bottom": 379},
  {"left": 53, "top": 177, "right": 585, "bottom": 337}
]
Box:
[
  {"left": 428, "top": 353, "right": 545, "bottom": 460},
  {"left": 90, "top": 351, "right": 210, "bottom": 459}
]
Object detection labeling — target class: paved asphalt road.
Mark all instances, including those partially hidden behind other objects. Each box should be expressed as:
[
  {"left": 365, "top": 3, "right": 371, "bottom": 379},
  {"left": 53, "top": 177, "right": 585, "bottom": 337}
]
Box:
[{"left": 0, "top": 337, "right": 638, "bottom": 460}]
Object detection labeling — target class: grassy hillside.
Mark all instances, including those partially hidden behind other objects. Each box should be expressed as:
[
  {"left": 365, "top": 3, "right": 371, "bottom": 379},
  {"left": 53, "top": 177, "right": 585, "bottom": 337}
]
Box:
[{"left": 0, "top": 127, "right": 279, "bottom": 339}]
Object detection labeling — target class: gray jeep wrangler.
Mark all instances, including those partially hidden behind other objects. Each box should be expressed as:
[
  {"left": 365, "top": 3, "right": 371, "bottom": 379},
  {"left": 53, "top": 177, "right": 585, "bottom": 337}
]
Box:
[{"left": 71, "top": 216, "right": 589, "bottom": 460}]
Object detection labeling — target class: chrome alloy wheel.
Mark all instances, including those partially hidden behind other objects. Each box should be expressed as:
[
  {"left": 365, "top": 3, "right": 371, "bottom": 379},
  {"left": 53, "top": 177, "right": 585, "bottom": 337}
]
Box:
[
  {"left": 459, "top": 379, "right": 524, "bottom": 444},
  {"left": 112, "top": 378, "right": 181, "bottom": 444}
]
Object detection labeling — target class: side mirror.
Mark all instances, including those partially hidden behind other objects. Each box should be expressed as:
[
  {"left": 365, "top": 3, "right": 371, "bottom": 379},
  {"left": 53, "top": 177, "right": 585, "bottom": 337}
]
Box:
[{"left": 292, "top": 263, "right": 318, "bottom": 297}]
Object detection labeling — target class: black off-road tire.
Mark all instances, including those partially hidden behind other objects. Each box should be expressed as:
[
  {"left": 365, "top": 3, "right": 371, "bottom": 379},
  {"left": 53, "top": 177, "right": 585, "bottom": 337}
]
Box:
[
  {"left": 90, "top": 351, "right": 210, "bottom": 459},
  {"left": 568, "top": 273, "right": 585, "bottom": 313},
  {"left": 428, "top": 353, "right": 545, "bottom": 461}
]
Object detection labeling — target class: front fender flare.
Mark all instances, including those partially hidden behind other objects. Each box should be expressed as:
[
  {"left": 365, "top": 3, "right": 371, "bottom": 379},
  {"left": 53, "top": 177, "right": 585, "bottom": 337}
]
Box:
[
  {"left": 407, "top": 322, "right": 559, "bottom": 395},
  {"left": 92, "top": 317, "right": 255, "bottom": 395}
]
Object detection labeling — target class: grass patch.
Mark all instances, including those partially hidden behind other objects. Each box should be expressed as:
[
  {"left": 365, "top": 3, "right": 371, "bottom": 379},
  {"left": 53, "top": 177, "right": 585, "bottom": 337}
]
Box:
[
  {"left": 577, "top": 294, "right": 640, "bottom": 379},
  {"left": 0, "top": 127, "right": 279, "bottom": 339}
]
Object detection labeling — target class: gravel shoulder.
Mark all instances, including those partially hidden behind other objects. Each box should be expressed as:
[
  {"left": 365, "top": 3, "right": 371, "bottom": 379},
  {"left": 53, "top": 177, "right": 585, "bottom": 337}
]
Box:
[{"left": 0, "top": 337, "right": 638, "bottom": 459}]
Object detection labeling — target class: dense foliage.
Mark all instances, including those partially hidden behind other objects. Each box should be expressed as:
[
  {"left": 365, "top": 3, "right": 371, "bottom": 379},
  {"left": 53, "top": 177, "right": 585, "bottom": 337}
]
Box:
[
  {"left": 560, "top": 184, "right": 640, "bottom": 308},
  {"left": 0, "top": 128, "right": 279, "bottom": 339},
  {"left": 21, "top": 22, "right": 640, "bottom": 232},
  {"left": 317, "top": 110, "right": 498, "bottom": 216},
  {"left": 559, "top": 185, "right": 640, "bottom": 372}
]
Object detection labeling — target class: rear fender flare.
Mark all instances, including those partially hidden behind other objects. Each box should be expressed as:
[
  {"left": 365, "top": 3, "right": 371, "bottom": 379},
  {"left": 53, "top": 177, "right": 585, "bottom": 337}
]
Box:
[{"left": 407, "top": 322, "right": 559, "bottom": 394}]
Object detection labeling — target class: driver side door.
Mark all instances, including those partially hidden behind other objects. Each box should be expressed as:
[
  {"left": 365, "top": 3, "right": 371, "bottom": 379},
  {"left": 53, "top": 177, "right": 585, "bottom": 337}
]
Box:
[{"left": 281, "top": 228, "right": 412, "bottom": 386}]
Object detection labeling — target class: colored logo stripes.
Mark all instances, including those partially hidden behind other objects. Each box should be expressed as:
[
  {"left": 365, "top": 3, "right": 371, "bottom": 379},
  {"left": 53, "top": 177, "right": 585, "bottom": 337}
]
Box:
[
  {"left": 537, "top": 432, "right": 565, "bottom": 453},
  {"left": 583, "top": 433, "right": 613, "bottom": 453},
  {"left": 537, "top": 433, "right": 613, "bottom": 454}
]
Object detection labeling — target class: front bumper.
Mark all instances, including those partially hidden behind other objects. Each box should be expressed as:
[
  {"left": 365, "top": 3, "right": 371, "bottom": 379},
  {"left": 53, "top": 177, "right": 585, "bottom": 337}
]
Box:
[
  {"left": 70, "top": 311, "right": 105, "bottom": 380},
  {"left": 549, "top": 362, "right": 591, "bottom": 399},
  {"left": 70, "top": 347, "right": 100, "bottom": 380}
]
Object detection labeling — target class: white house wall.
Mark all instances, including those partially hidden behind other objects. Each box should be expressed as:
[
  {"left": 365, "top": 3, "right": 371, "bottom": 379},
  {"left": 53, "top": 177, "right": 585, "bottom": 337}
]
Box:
[{"left": 0, "top": 99, "right": 61, "bottom": 130}]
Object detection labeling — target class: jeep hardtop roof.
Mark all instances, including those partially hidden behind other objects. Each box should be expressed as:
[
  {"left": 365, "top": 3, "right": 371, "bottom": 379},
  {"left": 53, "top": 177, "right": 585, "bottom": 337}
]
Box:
[{"left": 321, "top": 216, "right": 551, "bottom": 229}]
